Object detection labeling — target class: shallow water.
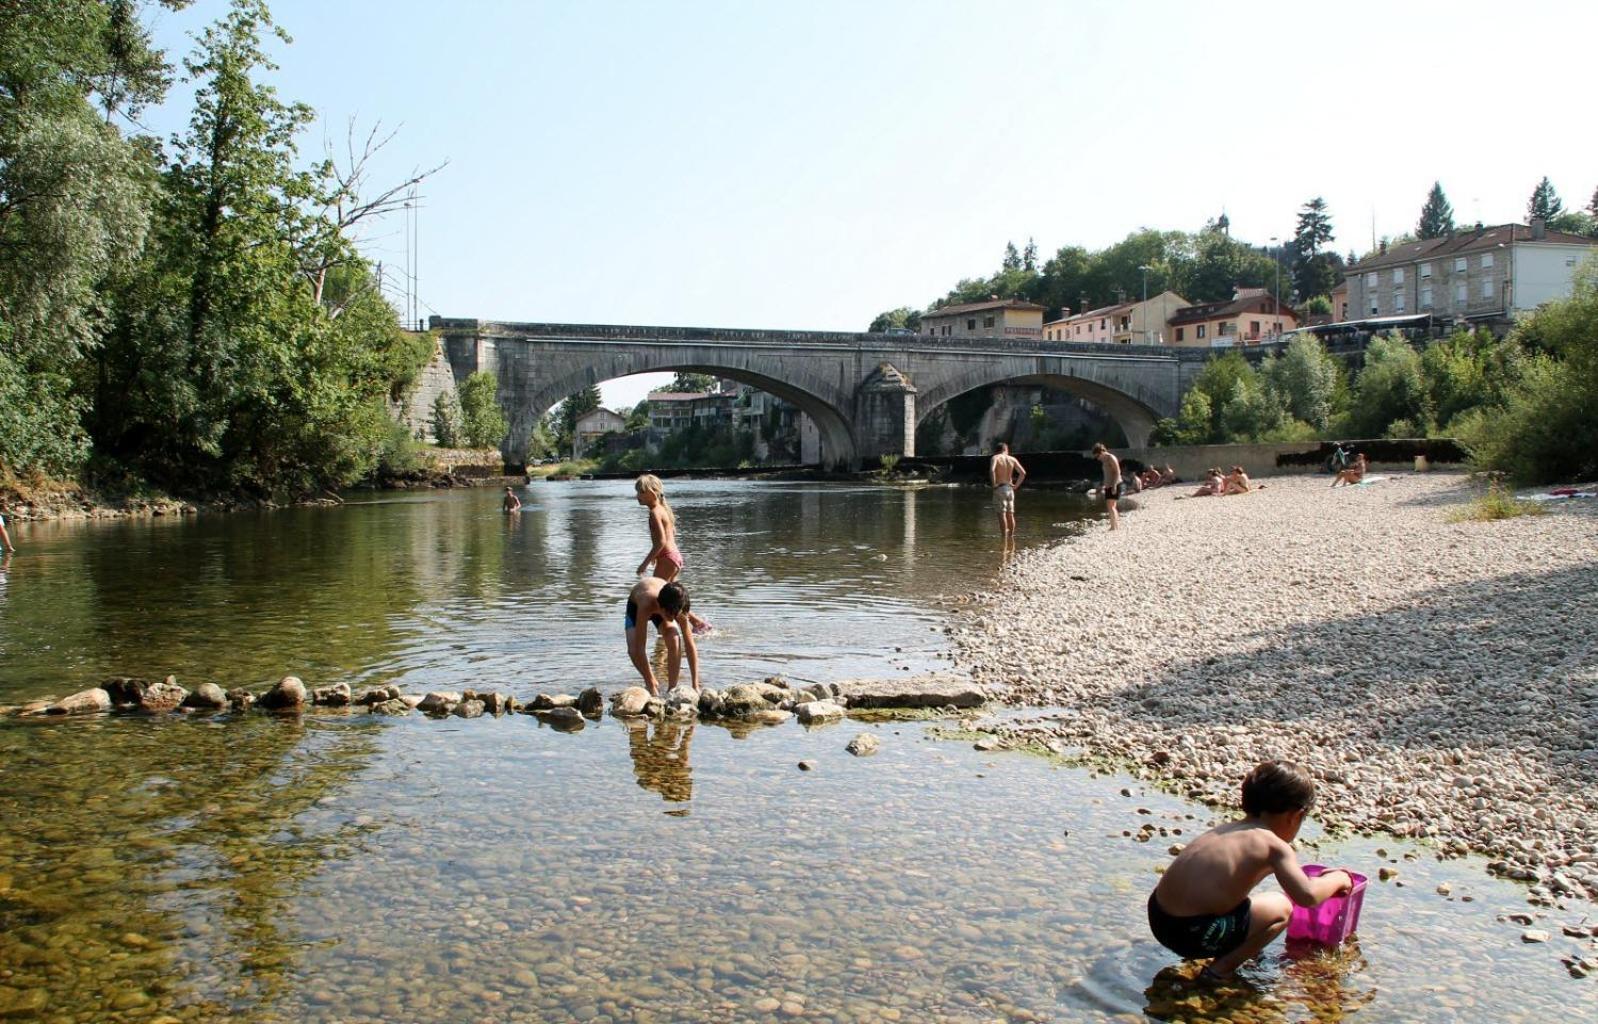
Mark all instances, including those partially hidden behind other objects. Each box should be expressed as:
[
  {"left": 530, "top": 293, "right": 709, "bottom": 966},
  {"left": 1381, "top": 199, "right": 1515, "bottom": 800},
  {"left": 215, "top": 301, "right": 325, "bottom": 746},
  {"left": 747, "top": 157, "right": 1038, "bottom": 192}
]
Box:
[{"left": 0, "top": 483, "right": 1591, "bottom": 1022}]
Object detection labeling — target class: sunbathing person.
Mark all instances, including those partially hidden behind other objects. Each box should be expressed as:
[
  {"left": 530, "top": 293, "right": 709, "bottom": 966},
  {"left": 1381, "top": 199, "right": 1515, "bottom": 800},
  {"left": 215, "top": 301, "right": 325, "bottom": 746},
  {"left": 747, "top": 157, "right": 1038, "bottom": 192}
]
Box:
[
  {"left": 1330, "top": 453, "right": 1368, "bottom": 487},
  {"left": 1185, "top": 467, "right": 1225, "bottom": 497},
  {"left": 1159, "top": 464, "right": 1178, "bottom": 486},
  {"left": 1223, "top": 465, "right": 1255, "bottom": 495}
]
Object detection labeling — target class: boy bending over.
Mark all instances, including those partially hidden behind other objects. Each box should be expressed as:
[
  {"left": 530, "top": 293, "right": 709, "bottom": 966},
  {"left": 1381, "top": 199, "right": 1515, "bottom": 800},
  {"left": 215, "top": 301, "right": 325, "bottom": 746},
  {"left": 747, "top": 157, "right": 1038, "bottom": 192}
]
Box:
[
  {"left": 624, "top": 577, "right": 700, "bottom": 696},
  {"left": 1148, "top": 760, "right": 1351, "bottom": 979}
]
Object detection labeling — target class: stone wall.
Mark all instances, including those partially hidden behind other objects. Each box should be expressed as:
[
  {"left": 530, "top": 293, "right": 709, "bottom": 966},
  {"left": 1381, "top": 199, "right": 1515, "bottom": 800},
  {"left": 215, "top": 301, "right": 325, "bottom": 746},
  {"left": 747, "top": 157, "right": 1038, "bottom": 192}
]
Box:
[{"left": 391, "top": 336, "right": 459, "bottom": 442}]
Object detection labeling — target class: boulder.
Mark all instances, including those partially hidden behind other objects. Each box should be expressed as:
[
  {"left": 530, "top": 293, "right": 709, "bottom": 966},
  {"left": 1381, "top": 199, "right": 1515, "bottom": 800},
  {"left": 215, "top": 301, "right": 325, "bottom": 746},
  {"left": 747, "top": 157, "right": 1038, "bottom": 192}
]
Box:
[
  {"left": 399, "top": 694, "right": 423, "bottom": 708},
  {"left": 973, "top": 736, "right": 1001, "bottom": 752},
  {"left": 798, "top": 760, "right": 816, "bottom": 771},
  {"left": 643, "top": 697, "right": 667, "bottom": 719},
  {"left": 577, "top": 687, "right": 605, "bottom": 717},
  {"left": 845, "top": 733, "right": 880, "bottom": 757},
  {"left": 357, "top": 685, "right": 401, "bottom": 706},
  {"left": 839, "top": 674, "right": 987, "bottom": 710},
  {"left": 312, "top": 683, "right": 352, "bottom": 707},
  {"left": 368, "top": 698, "right": 410, "bottom": 716},
  {"left": 696, "top": 688, "right": 724, "bottom": 717},
  {"left": 452, "top": 699, "right": 485, "bottom": 719},
  {"left": 226, "top": 688, "right": 256, "bottom": 711},
  {"left": 181, "top": 683, "right": 229, "bottom": 711},
  {"left": 480, "top": 692, "right": 513, "bottom": 715},
  {"left": 794, "top": 700, "right": 844, "bottom": 725},
  {"left": 47, "top": 688, "right": 111, "bottom": 715},
  {"left": 102, "top": 677, "right": 150, "bottom": 706},
  {"left": 663, "top": 686, "right": 700, "bottom": 720},
  {"left": 719, "top": 682, "right": 787, "bottom": 717},
  {"left": 610, "top": 686, "right": 652, "bottom": 717},
  {"left": 532, "top": 693, "right": 578, "bottom": 711},
  {"left": 257, "top": 676, "right": 307, "bottom": 711},
  {"left": 138, "top": 676, "right": 189, "bottom": 713},
  {"left": 417, "top": 691, "right": 461, "bottom": 715},
  {"left": 744, "top": 709, "right": 792, "bottom": 726},
  {"left": 542, "top": 706, "right": 585, "bottom": 731}
]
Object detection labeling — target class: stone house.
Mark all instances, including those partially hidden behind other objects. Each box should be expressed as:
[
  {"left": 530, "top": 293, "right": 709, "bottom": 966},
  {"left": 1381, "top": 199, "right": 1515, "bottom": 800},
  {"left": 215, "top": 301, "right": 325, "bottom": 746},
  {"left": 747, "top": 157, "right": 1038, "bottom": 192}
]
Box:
[
  {"left": 1343, "top": 220, "right": 1597, "bottom": 327},
  {"left": 572, "top": 407, "right": 626, "bottom": 459},
  {"left": 919, "top": 298, "right": 1044, "bottom": 340},
  {"left": 1166, "top": 288, "right": 1298, "bottom": 347},
  {"left": 1042, "top": 290, "right": 1190, "bottom": 345}
]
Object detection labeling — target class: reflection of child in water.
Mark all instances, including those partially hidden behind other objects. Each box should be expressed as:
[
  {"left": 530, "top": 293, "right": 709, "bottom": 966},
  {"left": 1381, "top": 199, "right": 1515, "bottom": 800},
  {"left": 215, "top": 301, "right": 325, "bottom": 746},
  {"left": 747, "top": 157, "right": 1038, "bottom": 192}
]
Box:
[
  {"left": 634, "top": 475, "right": 710, "bottom": 634},
  {"left": 624, "top": 718, "right": 694, "bottom": 803},
  {"left": 1148, "top": 761, "right": 1352, "bottom": 980}
]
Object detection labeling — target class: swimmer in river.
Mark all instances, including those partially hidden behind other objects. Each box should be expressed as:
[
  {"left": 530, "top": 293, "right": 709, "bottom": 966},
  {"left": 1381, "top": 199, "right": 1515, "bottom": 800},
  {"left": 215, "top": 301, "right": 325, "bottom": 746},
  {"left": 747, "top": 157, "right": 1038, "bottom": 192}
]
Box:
[
  {"left": 503, "top": 487, "right": 522, "bottom": 513},
  {"left": 623, "top": 576, "right": 700, "bottom": 696}
]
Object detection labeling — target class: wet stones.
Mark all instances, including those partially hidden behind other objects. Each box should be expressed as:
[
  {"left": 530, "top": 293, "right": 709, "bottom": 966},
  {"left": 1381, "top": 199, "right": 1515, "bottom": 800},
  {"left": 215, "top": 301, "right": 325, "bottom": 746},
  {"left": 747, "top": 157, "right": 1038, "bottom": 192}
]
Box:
[
  {"left": 46, "top": 687, "right": 111, "bottom": 715},
  {"left": 540, "top": 706, "right": 584, "bottom": 730},
  {"left": 577, "top": 687, "right": 604, "bottom": 716},
  {"left": 452, "top": 699, "right": 485, "bottom": 719},
  {"left": 845, "top": 733, "right": 880, "bottom": 756},
  {"left": 137, "top": 676, "right": 189, "bottom": 712},
  {"left": 531, "top": 693, "right": 577, "bottom": 711},
  {"left": 794, "top": 700, "right": 844, "bottom": 725},
  {"left": 611, "top": 687, "right": 652, "bottom": 717},
  {"left": 226, "top": 687, "right": 256, "bottom": 711},
  {"left": 257, "top": 675, "right": 307, "bottom": 710},
  {"left": 719, "top": 682, "right": 787, "bottom": 717},
  {"left": 101, "top": 676, "right": 149, "bottom": 705},
  {"left": 358, "top": 684, "right": 402, "bottom": 706},
  {"left": 368, "top": 698, "right": 411, "bottom": 716},
  {"left": 180, "top": 682, "right": 228, "bottom": 711},
  {"left": 312, "top": 682, "right": 352, "bottom": 707},
  {"left": 478, "top": 691, "right": 514, "bottom": 715},
  {"left": 417, "top": 691, "right": 461, "bottom": 715},
  {"left": 841, "top": 674, "right": 988, "bottom": 710}
]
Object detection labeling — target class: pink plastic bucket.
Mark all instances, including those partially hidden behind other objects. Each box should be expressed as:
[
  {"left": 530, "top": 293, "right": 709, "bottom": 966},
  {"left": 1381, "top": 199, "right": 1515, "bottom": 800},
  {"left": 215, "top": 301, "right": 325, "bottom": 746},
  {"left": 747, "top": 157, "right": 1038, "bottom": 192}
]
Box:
[{"left": 1286, "top": 864, "right": 1367, "bottom": 945}]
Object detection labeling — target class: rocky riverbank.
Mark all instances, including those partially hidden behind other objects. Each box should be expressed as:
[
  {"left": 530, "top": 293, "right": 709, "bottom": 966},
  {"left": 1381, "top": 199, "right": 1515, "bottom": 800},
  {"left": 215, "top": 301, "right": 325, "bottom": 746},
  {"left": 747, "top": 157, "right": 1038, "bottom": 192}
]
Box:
[{"left": 949, "top": 471, "right": 1598, "bottom": 909}]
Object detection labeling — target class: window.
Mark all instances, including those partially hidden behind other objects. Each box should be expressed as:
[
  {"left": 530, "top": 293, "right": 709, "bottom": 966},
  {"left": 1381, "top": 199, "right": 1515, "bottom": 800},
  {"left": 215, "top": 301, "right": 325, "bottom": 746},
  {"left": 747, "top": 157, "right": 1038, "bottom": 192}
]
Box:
[
  {"left": 1393, "top": 267, "right": 1405, "bottom": 285},
  {"left": 1420, "top": 262, "right": 1433, "bottom": 278},
  {"left": 1175, "top": 327, "right": 1185, "bottom": 341},
  {"left": 1481, "top": 278, "right": 1494, "bottom": 300},
  {"left": 1219, "top": 322, "right": 1236, "bottom": 335},
  {"left": 1099, "top": 318, "right": 1106, "bottom": 328},
  {"left": 1365, "top": 272, "right": 1377, "bottom": 291},
  {"left": 1394, "top": 292, "right": 1406, "bottom": 313},
  {"left": 1421, "top": 284, "right": 1433, "bottom": 309},
  {"left": 983, "top": 315, "right": 995, "bottom": 328},
  {"left": 966, "top": 318, "right": 976, "bottom": 330},
  {"left": 1455, "top": 282, "right": 1467, "bottom": 305},
  {"left": 1249, "top": 320, "right": 1260, "bottom": 337},
  {"left": 1453, "top": 257, "right": 1466, "bottom": 272},
  {"left": 1480, "top": 252, "right": 1494, "bottom": 269},
  {"left": 1196, "top": 325, "right": 1207, "bottom": 339},
  {"left": 1369, "top": 295, "right": 1379, "bottom": 315}
]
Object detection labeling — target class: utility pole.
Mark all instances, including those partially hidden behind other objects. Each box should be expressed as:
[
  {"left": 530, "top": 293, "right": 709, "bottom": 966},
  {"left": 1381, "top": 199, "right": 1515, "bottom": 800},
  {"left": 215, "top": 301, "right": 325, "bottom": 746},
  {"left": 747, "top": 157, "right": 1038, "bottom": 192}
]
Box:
[{"left": 1138, "top": 264, "right": 1152, "bottom": 344}]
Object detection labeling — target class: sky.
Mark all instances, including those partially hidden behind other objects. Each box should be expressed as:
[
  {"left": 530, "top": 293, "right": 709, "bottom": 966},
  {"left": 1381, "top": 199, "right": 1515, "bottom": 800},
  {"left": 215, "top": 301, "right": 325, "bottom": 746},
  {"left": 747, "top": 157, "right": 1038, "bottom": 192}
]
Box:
[{"left": 142, "top": 0, "right": 1598, "bottom": 409}]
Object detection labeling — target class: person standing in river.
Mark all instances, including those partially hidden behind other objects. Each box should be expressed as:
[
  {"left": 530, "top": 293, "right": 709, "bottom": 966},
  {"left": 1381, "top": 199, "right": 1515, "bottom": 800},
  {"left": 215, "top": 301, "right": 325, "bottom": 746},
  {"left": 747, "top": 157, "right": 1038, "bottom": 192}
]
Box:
[
  {"left": 634, "top": 474, "right": 711, "bottom": 634},
  {"left": 989, "top": 442, "right": 1027, "bottom": 538},
  {"left": 1093, "top": 442, "right": 1122, "bottom": 531},
  {"left": 0, "top": 500, "right": 14, "bottom": 553}
]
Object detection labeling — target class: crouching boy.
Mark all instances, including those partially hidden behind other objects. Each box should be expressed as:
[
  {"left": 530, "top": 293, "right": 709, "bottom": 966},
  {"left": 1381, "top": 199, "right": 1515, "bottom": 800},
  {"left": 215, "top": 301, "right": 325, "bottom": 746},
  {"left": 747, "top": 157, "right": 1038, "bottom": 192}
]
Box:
[{"left": 1147, "top": 760, "right": 1352, "bottom": 979}]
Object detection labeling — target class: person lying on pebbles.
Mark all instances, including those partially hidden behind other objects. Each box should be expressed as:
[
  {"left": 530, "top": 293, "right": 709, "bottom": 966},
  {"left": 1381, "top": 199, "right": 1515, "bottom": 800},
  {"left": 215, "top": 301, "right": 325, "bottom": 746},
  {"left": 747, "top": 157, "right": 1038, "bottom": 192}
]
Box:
[
  {"left": 1177, "top": 468, "right": 1225, "bottom": 499},
  {"left": 1149, "top": 760, "right": 1353, "bottom": 981},
  {"left": 1223, "top": 466, "right": 1262, "bottom": 495}
]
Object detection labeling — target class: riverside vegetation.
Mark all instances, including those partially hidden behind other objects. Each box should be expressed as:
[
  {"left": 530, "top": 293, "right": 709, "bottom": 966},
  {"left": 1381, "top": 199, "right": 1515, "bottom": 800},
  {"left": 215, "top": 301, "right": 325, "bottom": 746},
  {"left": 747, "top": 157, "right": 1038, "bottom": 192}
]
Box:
[{"left": 1, "top": 1, "right": 439, "bottom": 505}]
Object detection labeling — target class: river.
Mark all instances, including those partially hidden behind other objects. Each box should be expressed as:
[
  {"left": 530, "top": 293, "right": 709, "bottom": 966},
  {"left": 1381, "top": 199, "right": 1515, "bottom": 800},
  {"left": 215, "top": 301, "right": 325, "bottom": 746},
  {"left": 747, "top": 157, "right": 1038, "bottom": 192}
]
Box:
[{"left": 0, "top": 482, "right": 1581, "bottom": 1022}]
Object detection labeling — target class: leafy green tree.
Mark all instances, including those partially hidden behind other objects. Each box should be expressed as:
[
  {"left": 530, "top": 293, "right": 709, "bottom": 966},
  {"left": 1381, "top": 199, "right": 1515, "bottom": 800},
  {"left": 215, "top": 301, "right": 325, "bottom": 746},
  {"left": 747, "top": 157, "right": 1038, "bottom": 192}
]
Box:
[
  {"left": 1347, "top": 334, "right": 1433, "bottom": 438},
  {"left": 868, "top": 307, "right": 920, "bottom": 333},
  {"left": 1417, "top": 181, "right": 1455, "bottom": 239},
  {"left": 1261, "top": 334, "right": 1344, "bottom": 430},
  {"left": 1218, "top": 375, "right": 1288, "bottom": 442},
  {"left": 430, "top": 390, "right": 462, "bottom": 447},
  {"left": 1527, "top": 176, "right": 1564, "bottom": 222},
  {"left": 1547, "top": 211, "right": 1598, "bottom": 237},
  {"left": 662, "top": 372, "right": 715, "bottom": 393},
  {"left": 1170, "top": 388, "right": 1213, "bottom": 445},
  {"left": 1002, "top": 241, "right": 1021, "bottom": 271},
  {"left": 1289, "top": 197, "right": 1339, "bottom": 301},
  {"left": 457, "top": 371, "right": 506, "bottom": 449},
  {"left": 1022, "top": 237, "right": 1037, "bottom": 272},
  {"left": 554, "top": 384, "right": 601, "bottom": 451},
  {"left": 624, "top": 399, "right": 650, "bottom": 432}
]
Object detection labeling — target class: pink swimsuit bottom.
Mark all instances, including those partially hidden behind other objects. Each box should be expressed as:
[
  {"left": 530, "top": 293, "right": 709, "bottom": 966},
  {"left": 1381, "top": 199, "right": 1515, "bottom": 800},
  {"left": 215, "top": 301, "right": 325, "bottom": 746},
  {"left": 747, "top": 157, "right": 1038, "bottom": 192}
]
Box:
[{"left": 658, "top": 546, "right": 684, "bottom": 572}]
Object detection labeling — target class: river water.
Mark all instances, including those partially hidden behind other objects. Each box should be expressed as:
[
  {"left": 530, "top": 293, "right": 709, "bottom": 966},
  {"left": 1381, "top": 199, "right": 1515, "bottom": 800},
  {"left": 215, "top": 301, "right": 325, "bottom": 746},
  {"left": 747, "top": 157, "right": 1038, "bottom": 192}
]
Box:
[{"left": 0, "top": 482, "right": 1586, "bottom": 1022}]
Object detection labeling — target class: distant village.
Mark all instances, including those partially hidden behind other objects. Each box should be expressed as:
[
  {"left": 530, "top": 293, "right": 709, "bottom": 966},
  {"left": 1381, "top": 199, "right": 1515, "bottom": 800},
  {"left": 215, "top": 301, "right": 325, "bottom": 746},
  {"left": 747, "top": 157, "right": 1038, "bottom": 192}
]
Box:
[{"left": 565, "top": 217, "right": 1598, "bottom": 464}]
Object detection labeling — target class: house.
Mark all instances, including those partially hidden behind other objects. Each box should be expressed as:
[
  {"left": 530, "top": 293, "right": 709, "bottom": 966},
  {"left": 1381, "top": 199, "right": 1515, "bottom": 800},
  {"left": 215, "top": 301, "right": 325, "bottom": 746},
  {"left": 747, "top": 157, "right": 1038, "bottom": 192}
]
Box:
[
  {"left": 1167, "top": 287, "right": 1298, "bottom": 347},
  {"left": 1343, "top": 220, "right": 1598, "bottom": 326},
  {"left": 572, "top": 407, "right": 626, "bottom": 458},
  {"left": 1042, "top": 290, "right": 1190, "bottom": 345},
  {"left": 1329, "top": 280, "right": 1350, "bottom": 322},
  {"left": 919, "top": 298, "right": 1044, "bottom": 339},
  {"left": 645, "top": 387, "right": 736, "bottom": 434}
]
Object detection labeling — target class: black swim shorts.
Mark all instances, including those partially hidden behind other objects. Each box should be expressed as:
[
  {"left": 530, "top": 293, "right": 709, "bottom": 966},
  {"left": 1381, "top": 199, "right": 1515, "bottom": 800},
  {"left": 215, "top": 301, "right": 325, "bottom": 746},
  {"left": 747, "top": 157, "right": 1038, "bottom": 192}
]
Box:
[
  {"left": 1147, "top": 892, "right": 1252, "bottom": 960},
  {"left": 1104, "top": 483, "right": 1123, "bottom": 501}
]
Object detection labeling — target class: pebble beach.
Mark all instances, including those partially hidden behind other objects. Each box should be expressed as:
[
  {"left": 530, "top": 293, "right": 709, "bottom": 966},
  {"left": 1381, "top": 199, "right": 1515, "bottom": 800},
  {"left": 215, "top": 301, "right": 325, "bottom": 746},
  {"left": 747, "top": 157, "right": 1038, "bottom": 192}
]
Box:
[{"left": 951, "top": 471, "right": 1598, "bottom": 906}]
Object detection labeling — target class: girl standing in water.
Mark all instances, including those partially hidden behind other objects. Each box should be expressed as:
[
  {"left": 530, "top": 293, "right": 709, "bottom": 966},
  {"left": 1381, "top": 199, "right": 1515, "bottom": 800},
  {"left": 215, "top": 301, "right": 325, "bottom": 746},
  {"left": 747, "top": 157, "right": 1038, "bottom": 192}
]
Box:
[{"left": 634, "top": 474, "right": 712, "bottom": 634}]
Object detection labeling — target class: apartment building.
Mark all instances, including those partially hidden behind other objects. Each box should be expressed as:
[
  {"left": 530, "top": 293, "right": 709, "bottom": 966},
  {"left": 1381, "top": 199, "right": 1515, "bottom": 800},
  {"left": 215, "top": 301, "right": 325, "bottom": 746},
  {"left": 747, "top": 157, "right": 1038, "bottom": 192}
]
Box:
[
  {"left": 919, "top": 298, "right": 1045, "bottom": 339},
  {"left": 1344, "top": 221, "right": 1597, "bottom": 325},
  {"left": 1042, "top": 291, "right": 1190, "bottom": 344},
  {"left": 1166, "top": 288, "right": 1298, "bottom": 347}
]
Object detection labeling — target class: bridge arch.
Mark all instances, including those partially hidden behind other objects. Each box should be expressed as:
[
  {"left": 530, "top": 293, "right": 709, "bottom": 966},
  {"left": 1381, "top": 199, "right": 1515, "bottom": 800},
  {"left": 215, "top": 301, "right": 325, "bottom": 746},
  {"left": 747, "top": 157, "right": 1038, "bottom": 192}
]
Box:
[
  {"left": 504, "top": 352, "right": 857, "bottom": 468},
  {"left": 914, "top": 368, "right": 1163, "bottom": 449}
]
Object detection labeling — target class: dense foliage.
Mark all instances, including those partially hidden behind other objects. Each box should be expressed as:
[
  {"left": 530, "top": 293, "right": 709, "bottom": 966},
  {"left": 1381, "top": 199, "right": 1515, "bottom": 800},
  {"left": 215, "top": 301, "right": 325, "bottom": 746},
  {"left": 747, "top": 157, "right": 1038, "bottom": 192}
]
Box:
[
  {"left": 0, "top": 1, "right": 433, "bottom": 497},
  {"left": 457, "top": 371, "right": 507, "bottom": 449}
]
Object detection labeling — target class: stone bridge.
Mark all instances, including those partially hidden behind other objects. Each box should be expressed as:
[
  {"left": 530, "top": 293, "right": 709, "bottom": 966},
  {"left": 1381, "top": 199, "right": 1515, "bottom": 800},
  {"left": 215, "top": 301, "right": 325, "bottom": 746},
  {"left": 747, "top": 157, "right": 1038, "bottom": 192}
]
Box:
[{"left": 431, "top": 318, "right": 1212, "bottom": 468}]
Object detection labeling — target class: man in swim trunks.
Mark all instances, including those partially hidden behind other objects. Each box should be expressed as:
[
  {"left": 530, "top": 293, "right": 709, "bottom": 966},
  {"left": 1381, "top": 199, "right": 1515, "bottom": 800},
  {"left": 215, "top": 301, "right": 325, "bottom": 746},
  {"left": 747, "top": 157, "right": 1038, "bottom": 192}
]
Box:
[
  {"left": 1149, "top": 760, "right": 1352, "bottom": 979},
  {"left": 989, "top": 441, "right": 1027, "bottom": 537},
  {"left": 1092, "top": 443, "right": 1122, "bottom": 531},
  {"left": 502, "top": 487, "right": 522, "bottom": 513},
  {"left": 624, "top": 577, "right": 700, "bottom": 696}
]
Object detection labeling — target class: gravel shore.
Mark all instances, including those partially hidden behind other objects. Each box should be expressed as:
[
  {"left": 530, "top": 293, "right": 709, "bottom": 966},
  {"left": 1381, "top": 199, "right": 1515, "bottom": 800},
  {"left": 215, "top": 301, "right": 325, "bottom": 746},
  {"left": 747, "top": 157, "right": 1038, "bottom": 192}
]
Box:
[{"left": 951, "top": 471, "right": 1598, "bottom": 904}]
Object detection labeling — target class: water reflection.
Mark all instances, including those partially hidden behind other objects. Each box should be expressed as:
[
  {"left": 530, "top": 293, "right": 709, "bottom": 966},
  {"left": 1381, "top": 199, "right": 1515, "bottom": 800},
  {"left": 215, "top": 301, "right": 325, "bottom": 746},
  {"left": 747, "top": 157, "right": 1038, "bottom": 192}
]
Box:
[
  {"left": 1143, "top": 939, "right": 1376, "bottom": 1023},
  {"left": 624, "top": 718, "right": 695, "bottom": 804}
]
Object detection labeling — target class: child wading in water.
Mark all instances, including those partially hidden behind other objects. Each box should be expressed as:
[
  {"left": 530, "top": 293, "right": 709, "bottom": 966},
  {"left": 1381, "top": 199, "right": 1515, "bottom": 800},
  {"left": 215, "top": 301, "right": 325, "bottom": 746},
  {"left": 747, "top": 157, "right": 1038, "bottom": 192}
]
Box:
[
  {"left": 1148, "top": 760, "right": 1352, "bottom": 979},
  {"left": 634, "top": 475, "right": 711, "bottom": 634}
]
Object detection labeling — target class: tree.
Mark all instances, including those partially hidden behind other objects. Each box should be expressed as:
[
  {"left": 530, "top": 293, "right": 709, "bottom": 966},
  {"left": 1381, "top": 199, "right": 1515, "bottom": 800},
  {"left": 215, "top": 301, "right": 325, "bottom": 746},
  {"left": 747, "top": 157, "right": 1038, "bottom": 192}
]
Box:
[
  {"left": 1022, "top": 237, "right": 1038, "bottom": 272},
  {"left": 1417, "top": 181, "right": 1455, "bottom": 239},
  {"left": 430, "top": 390, "right": 462, "bottom": 447},
  {"left": 1002, "top": 241, "right": 1021, "bottom": 271},
  {"left": 1528, "top": 176, "right": 1564, "bottom": 222},
  {"left": 1347, "top": 334, "right": 1433, "bottom": 438},
  {"left": 457, "top": 371, "right": 507, "bottom": 449},
  {"left": 1261, "top": 334, "right": 1343, "bottom": 430},
  {"left": 662, "top": 372, "right": 715, "bottom": 393},
  {"left": 1590, "top": 185, "right": 1598, "bottom": 217},
  {"left": 867, "top": 306, "right": 919, "bottom": 333},
  {"left": 554, "top": 384, "right": 600, "bottom": 451},
  {"left": 1288, "top": 198, "right": 1338, "bottom": 302}
]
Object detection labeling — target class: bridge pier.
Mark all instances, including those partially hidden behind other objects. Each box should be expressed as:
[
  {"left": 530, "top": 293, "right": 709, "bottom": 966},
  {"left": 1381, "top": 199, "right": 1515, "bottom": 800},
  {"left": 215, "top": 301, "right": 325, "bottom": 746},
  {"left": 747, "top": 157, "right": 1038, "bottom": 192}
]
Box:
[{"left": 853, "top": 362, "right": 917, "bottom": 463}]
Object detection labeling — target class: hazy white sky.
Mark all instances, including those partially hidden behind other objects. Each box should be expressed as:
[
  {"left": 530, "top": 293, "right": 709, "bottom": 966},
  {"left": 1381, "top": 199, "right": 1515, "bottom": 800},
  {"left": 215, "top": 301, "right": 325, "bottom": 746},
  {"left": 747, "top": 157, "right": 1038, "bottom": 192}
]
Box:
[{"left": 147, "top": 0, "right": 1598, "bottom": 408}]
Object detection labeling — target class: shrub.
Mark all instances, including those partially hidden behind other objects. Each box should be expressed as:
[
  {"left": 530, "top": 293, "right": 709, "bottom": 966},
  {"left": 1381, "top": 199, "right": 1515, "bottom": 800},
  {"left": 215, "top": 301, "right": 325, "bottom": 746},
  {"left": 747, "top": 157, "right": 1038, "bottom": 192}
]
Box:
[
  {"left": 1347, "top": 334, "right": 1433, "bottom": 438},
  {"left": 377, "top": 418, "right": 423, "bottom": 475},
  {"left": 878, "top": 454, "right": 900, "bottom": 475},
  {"left": 1447, "top": 481, "right": 1547, "bottom": 522},
  {"left": 458, "top": 372, "right": 508, "bottom": 449},
  {"left": 431, "top": 391, "right": 463, "bottom": 447}
]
